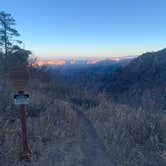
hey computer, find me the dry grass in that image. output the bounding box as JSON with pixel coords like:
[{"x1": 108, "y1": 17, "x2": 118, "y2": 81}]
[
  {"x1": 0, "y1": 73, "x2": 165, "y2": 166},
  {"x1": 83, "y1": 99, "x2": 166, "y2": 166},
  {"x1": 0, "y1": 99, "x2": 81, "y2": 165}
]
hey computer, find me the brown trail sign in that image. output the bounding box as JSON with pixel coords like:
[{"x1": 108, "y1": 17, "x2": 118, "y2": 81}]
[
  {"x1": 9, "y1": 65, "x2": 30, "y2": 160},
  {"x1": 9, "y1": 65, "x2": 29, "y2": 91}
]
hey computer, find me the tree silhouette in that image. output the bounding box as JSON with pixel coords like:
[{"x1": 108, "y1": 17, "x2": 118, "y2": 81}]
[{"x1": 0, "y1": 11, "x2": 21, "y2": 55}]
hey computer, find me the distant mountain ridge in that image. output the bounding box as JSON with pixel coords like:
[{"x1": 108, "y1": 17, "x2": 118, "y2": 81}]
[{"x1": 37, "y1": 56, "x2": 134, "y2": 66}]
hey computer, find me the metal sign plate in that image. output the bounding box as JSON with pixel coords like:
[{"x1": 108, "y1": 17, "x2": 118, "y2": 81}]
[{"x1": 14, "y1": 94, "x2": 30, "y2": 105}]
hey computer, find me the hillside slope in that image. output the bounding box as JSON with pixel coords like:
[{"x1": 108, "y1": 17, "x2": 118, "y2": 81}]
[
  {"x1": 104, "y1": 48, "x2": 166, "y2": 110},
  {"x1": 0, "y1": 65, "x2": 165, "y2": 166}
]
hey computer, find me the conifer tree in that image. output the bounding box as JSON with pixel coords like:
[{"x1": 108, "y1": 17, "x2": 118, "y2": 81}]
[{"x1": 0, "y1": 11, "x2": 21, "y2": 55}]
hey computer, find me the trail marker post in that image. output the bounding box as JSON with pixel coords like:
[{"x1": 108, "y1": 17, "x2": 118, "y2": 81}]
[{"x1": 9, "y1": 65, "x2": 30, "y2": 160}]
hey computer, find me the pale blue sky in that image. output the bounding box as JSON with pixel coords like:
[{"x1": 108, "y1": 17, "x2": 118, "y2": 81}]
[{"x1": 1, "y1": 0, "x2": 166, "y2": 59}]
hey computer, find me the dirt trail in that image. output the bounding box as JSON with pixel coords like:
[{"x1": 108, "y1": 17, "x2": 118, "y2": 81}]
[
  {"x1": 20, "y1": 106, "x2": 111, "y2": 166},
  {"x1": 73, "y1": 106, "x2": 111, "y2": 166}
]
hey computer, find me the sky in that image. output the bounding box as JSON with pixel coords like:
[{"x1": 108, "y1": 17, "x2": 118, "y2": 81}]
[{"x1": 0, "y1": 0, "x2": 166, "y2": 59}]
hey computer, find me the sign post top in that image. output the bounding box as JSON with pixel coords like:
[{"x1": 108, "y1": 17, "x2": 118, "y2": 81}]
[{"x1": 9, "y1": 65, "x2": 29, "y2": 91}]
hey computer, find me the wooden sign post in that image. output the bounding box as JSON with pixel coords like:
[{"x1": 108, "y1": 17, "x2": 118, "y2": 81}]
[{"x1": 9, "y1": 65, "x2": 30, "y2": 160}]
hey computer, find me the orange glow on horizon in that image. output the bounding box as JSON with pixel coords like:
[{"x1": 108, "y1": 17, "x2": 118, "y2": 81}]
[{"x1": 37, "y1": 60, "x2": 66, "y2": 66}]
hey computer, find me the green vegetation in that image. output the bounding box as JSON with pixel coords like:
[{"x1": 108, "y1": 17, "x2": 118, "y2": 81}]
[
  {"x1": 0, "y1": 11, "x2": 31, "y2": 74},
  {"x1": 0, "y1": 11, "x2": 21, "y2": 55}
]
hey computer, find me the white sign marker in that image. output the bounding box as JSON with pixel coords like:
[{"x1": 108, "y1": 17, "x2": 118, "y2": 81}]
[{"x1": 14, "y1": 94, "x2": 30, "y2": 105}]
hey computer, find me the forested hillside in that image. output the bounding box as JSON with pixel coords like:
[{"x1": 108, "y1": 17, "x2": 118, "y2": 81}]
[
  {"x1": 103, "y1": 48, "x2": 166, "y2": 111},
  {"x1": 44, "y1": 58, "x2": 132, "y2": 91}
]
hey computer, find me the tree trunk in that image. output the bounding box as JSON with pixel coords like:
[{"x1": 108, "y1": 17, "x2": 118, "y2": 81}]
[{"x1": 4, "y1": 24, "x2": 7, "y2": 56}]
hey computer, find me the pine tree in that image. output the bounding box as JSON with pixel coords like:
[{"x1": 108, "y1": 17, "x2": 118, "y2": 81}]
[{"x1": 0, "y1": 11, "x2": 21, "y2": 55}]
